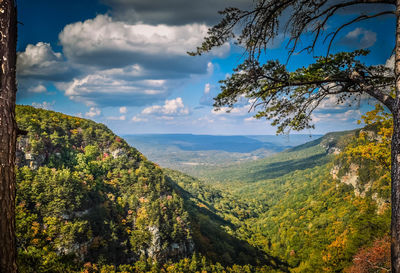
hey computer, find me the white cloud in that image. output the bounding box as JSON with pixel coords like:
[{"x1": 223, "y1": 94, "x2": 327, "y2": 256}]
[
  {"x1": 200, "y1": 83, "x2": 220, "y2": 106},
  {"x1": 85, "y1": 107, "x2": 101, "y2": 118},
  {"x1": 63, "y1": 65, "x2": 170, "y2": 106},
  {"x1": 28, "y1": 84, "x2": 47, "y2": 93},
  {"x1": 142, "y1": 97, "x2": 190, "y2": 116},
  {"x1": 212, "y1": 105, "x2": 251, "y2": 116},
  {"x1": 107, "y1": 115, "x2": 126, "y2": 121},
  {"x1": 244, "y1": 117, "x2": 257, "y2": 122},
  {"x1": 317, "y1": 95, "x2": 348, "y2": 111},
  {"x1": 18, "y1": 14, "x2": 229, "y2": 108},
  {"x1": 312, "y1": 93, "x2": 369, "y2": 115},
  {"x1": 207, "y1": 62, "x2": 214, "y2": 74},
  {"x1": 17, "y1": 42, "x2": 73, "y2": 81},
  {"x1": 132, "y1": 116, "x2": 148, "y2": 122},
  {"x1": 340, "y1": 28, "x2": 377, "y2": 48},
  {"x1": 204, "y1": 83, "x2": 211, "y2": 94},
  {"x1": 119, "y1": 106, "x2": 127, "y2": 114},
  {"x1": 32, "y1": 101, "x2": 54, "y2": 110},
  {"x1": 44, "y1": 14, "x2": 227, "y2": 108},
  {"x1": 59, "y1": 15, "x2": 229, "y2": 68},
  {"x1": 197, "y1": 116, "x2": 215, "y2": 124},
  {"x1": 156, "y1": 116, "x2": 174, "y2": 120},
  {"x1": 312, "y1": 109, "x2": 361, "y2": 123}
]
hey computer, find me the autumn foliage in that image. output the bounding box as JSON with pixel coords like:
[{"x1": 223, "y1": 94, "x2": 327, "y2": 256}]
[{"x1": 345, "y1": 236, "x2": 390, "y2": 273}]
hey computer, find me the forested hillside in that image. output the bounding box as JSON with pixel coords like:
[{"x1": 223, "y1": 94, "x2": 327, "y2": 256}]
[
  {"x1": 14, "y1": 105, "x2": 391, "y2": 272},
  {"x1": 182, "y1": 107, "x2": 392, "y2": 272},
  {"x1": 14, "y1": 105, "x2": 280, "y2": 272},
  {"x1": 15, "y1": 106, "x2": 193, "y2": 271}
]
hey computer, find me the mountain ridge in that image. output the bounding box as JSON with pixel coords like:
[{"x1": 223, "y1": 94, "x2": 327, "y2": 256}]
[
  {"x1": 14, "y1": 105, "x2": 281, "y2": 272},
  {"x1": 14, "y1": 105, "x2": 390, "y2": 272}
]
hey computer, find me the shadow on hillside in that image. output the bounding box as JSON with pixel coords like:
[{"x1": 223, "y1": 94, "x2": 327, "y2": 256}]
[
  {"x1": 246, "y1": 153, "x2": 330, "y2": 182},
  {"x1": 168, "y1": 178, "x2": 290, "y2": 272}
]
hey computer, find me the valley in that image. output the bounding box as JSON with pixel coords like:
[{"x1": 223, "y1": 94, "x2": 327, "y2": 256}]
[
  {"x1": 14, "y1": 105, "x2": 391, "y2": 272},
  {"x1": 123, "y1": 134, "x2": 322, "y2": 176}
]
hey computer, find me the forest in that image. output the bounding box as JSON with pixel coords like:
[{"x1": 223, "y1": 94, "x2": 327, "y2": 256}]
[
  {"x1": 0, "y1": 0, "x2": 398, "y2": 272},
  {"x1": 11, "y1": 105, "x2": 392, "y2": 272}
]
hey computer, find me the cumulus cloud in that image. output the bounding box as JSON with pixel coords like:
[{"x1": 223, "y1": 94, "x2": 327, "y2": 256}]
[
  {"x1": 142, "y1": 97, "x2": 190, "y2": 116},
  {"x1": 21, "y1": 14, "x2": 230, "y2": 107},
  {"x1": 59, "y1": 15, "x2": 229, "y2": 70},
  {"x1": 312, "y1": 109, "x2": 361, "y2": 123},
  {"x1": 62, "y1": 65, "x2": 171, "y2": 106},
  {"x1": 244, "y1": 116, "x2": 257, "y2": 122},
  {"x1": 198, "y1": 116, "x2": 215, "y2": 123},
  {"x1": 210, "y1": 95, "x2": 256, "y2": 116},
  {"x1": 18, "y1": 12, "x2": 231, "y2": 109},
  {"x1": 212, "y1": 105, "x2": 251, "y2": 116},
  {"x1": 85, "y1": 107, "x2": 101, "y2": 118},
  {"x1": 101, "y1": 0, "x2": 252, "y2": 25},
  {"x1": 106, "y1": 115, "x2": 126, "y2": 121},
  {"x1": 316, "y1": 95, "x2": 351, "y2": 112},
  {"x1": 32, "y1": 101, "x2": 55, "y2": 110},
  {"x1": 200, "y1": 83, "x2": 220, "y2": 106},
  {"x1": 340, "y1": 28, "x2": 377, "y2": 49},
  {"x1": 28, "y1": 84, "x2": 47, "y2": 93},
  {"x1": 119, "y1": 106, "x2": 127, "y2": 114},
  {"x1": 17, "y1": 42, "x2": 75, "y2": 81},
  {"x1": 313, "y1": 94, "x2": 369, "y2": 116},
  {"x1": 131, "y1": 116, "x2": 148, "y2": 123},
  {"x1": 207, "y1": 62, "x2": 214, "y2": 74},
  {"x1": 156, "y1": 116, "x2": 174, "y2": 120},
  {"x1": 204, "y1": 83, "x2": 211, "y2": 95}
]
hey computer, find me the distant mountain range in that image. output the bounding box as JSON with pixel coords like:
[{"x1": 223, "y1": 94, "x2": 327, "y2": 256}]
[
  {"x1": 123, "y1": 134, "x2": 323, "y2": 173},
  {"x1": 124, "y1": 134, "x2": 322, "y2": 153}
]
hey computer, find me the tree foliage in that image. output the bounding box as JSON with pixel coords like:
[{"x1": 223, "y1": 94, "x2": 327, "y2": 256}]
[
  {"x1": 15, "y1": 106, "x2": 194, "y2": 271},
  {"x1": 14, "y1": 106, "x2": 282, "y2": 272},
  {"x1": 190, "y1": 0, "x2": 395, "y2": 133},
  {"x1": 337, "y1": 105, "x2": 392, "y2": 200},
  {"x1": 13, "y1": 105, "x2": 395, "y2": 272}
]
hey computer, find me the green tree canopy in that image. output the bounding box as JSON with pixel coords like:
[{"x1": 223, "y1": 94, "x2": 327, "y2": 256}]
[
  {"x1": 190, "y1": 0, "x2": 400, "y2": 271},
  {"x1": 190, "y1": 0, "x2": 396, "y2": 133}
]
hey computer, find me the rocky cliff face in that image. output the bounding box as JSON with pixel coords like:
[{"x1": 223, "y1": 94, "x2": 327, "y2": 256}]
[
  {"x1": 331, "y1": 163, "x2": 369, "y2": 194},
  {"x1": 331, "y1": 162, "x2": 388, "y2": 213},
  {"x1": 329, "y1": 129, "x2": 390, "y2": 213}
]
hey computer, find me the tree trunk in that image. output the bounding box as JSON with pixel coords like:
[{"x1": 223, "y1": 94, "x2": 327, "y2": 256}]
[
  {"x1": 0, "y1": 1, "x2": 17, "y2": 273},
  {"x1": 393, "y1": 111, "x2": 400, "y2": 272},
  {"x1": 393, "y1": 2, "x2": 400, "y2": 272}
]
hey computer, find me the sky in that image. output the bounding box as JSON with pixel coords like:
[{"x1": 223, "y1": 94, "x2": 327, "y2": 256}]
[{"x1": 15, "y1": 0, "x2": 396, "y2": 135}]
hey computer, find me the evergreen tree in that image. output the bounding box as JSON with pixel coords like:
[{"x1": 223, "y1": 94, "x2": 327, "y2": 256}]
[{"x1": 190, "y1": 0, "x2": 400, "y2": 270}]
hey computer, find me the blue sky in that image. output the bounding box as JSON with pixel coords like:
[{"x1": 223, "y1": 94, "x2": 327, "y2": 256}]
[{"x1": 16, "y1": 0, "x2": 395, "y2": 135}]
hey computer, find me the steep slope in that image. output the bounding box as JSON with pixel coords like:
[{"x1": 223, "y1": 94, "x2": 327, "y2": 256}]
[
  {"x1": 14, "y1": 105, "x2": 391, "y2": 272},
  {"x1": 164, "y1": 169, "x2": 288, "y2": 271},
  {"x1": 193, "y1": 130, "x2": 355, "y2": 189},
  {"x1": 169, "y1": 163, "x2": 390, "y2": 272},
  {"x1": 15, "y1": 106, "x2": 194, "y2": 271},
  {"x1": 178, "y1": 127, "x2": 391, "y2": 272},
  {"x1": 14, "y1": 106, "x2": 280, "y2": 272}
]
